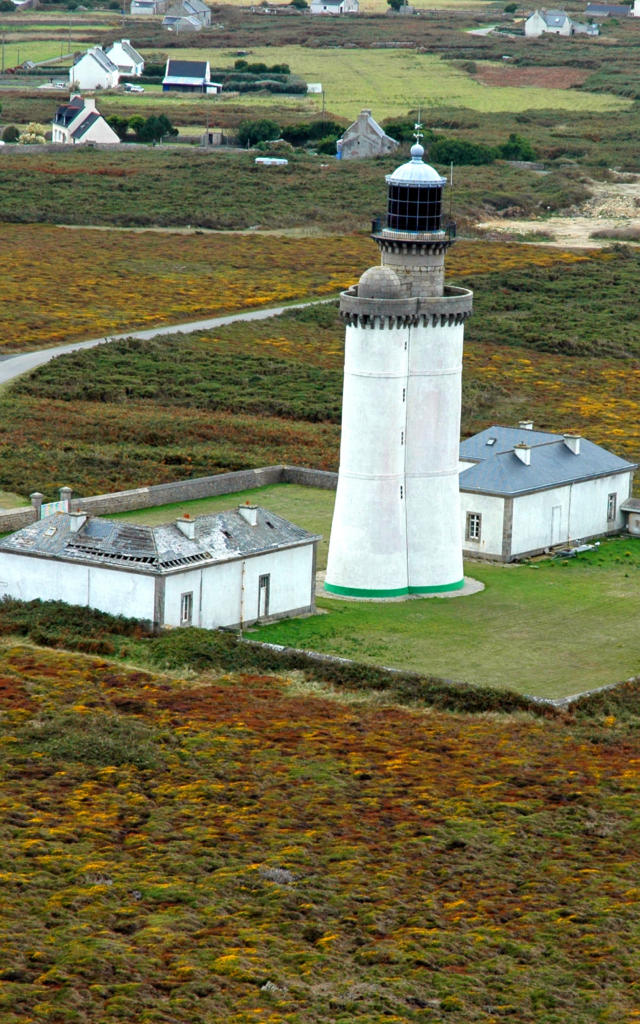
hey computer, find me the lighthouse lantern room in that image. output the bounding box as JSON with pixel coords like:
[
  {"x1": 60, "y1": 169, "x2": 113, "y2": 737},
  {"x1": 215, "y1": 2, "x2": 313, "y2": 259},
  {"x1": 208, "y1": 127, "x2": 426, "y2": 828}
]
[{"x1": 325, "y1": 131, "x2": 473, "y2": 598}]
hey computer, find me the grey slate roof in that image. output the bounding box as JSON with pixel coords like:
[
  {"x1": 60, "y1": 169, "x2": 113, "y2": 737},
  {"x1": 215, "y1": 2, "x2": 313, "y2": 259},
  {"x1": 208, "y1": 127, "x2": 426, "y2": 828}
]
[
  {"x1": 585, "y1": 2, "x2": 630, "y2": 12},
  {"x1": 541, "y1": 8, "x2": 570, "y2": 24},
  {"x1": 460, "y1": 425, "x2": 636, "y2": 497},
  {"x1": 54, "y1": 97, "x2": 84, "y2": 126},
  {"x1": 164, "y1": 58, "x2": 209, "y2": 80},
  {"x1": 0, "y1": 507, "x2": 319, "y2": 575},
  {"x1": 73, "y1": 47, "x2": 118, "y2": 73},
  {"x1": 72, "y1": 110, "x2": 100, "y2": 140}
]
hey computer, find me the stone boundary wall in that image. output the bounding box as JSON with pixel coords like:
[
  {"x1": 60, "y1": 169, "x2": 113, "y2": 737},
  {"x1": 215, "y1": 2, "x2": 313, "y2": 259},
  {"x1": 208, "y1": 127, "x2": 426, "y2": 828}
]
[
  {"x1": 0, "y1": 465, "x2": 339, "y2": 534},
  {"x1": 68, "y1": 465, "x2": 339, "y2": 516}
]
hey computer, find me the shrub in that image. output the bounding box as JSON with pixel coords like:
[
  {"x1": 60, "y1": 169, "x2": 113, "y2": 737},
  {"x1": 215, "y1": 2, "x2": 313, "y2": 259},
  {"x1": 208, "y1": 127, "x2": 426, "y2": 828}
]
[
  {"x1": 2, "y1": 125, "x2": 19, "y2": 144},
  {"x1": 237, "y1": 118, "x2": 280, "y2": 147}
]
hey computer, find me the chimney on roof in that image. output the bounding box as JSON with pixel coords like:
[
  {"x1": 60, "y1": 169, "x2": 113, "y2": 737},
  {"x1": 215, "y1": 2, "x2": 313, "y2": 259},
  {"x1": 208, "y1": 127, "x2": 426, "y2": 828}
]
[
  {"x1": 518, "y1": 420, "x2": 534, "y2": 430},
  {"x1": 563, "y1": 434, "x2": 581, "y2": 455},
  {"x1": 176, "y1": 516, "x2": 196, "y2": 540},
  {"x1": 514, "y1": 443, "x2": 531, "y2": 466},
  {"x1": 238, "y1": 504, "x2": 258, "y2": 526},
  {"x1": 68, "y1": 511, "x2": 87, "y2": 533}
]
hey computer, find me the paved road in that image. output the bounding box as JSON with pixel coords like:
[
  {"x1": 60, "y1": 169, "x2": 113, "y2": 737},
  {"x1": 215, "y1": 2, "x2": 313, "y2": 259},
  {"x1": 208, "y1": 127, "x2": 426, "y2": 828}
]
[{"x1": 0, "y1": 299, "x2": 332, "y2": 386}]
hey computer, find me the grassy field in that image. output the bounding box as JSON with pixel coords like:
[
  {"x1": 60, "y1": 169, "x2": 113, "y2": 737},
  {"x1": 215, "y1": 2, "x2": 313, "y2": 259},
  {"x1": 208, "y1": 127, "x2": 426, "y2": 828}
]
[
  {"x1": 114, "y1": 487, "x2": 640, "y2": 700},
  {"x1": 3, "y1": 242, "x2": 637, "y2": 500},
  {"x1": 0, "y1": 633, "x2": 638, "y2": 1023},
  {"x1": 167, "y1": 47, "x2": 631, "y2": 121}
]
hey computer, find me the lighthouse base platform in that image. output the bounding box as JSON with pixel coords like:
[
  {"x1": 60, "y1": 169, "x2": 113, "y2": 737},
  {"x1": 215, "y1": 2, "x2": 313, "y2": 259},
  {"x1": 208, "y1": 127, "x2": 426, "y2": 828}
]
[{"x1": 318, "y1": 573, "x2": 484, "y2": 602}]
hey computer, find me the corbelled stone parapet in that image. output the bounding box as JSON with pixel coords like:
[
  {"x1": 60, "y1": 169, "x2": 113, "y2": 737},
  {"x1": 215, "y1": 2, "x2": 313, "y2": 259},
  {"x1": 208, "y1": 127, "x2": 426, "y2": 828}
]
[{"x1": 339, "y1": 284, "x2": 473, "y2": 329}]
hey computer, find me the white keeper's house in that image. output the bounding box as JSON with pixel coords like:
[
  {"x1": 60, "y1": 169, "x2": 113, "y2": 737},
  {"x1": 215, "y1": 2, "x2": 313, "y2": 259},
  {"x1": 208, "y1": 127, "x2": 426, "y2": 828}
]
[
  {"x1": 0, "y1": 506, "x2": 319, "y2": 630},
  {"x1": 459, "y1": 424, "x2": 637, "y2": 561}
]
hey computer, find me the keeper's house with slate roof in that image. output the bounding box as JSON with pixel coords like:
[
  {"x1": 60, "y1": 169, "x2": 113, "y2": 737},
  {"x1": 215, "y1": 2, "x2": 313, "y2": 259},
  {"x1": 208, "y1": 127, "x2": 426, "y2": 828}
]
[
  {"x1": 0, "y1": 506, "x2": 319, "y2": 630},
  {"x1": 105, "y1": 39, "x2": 145, "y2": 77},
  {"x1": 459, "y1": 424, "x2": 637, "y2": 561},
  {"x1": 51, "y1": 96, "x2": 120, "y2": 145}
]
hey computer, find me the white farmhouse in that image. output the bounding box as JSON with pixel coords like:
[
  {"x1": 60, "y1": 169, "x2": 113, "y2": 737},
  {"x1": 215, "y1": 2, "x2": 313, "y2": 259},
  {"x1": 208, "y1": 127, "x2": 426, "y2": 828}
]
[
  {"x1": 51, "y1": 96, "x2": 120, "y2": 145},
  {"x1": 459, "y1": 424, "x2": 637, "y2": 561},
  {"x1": 70, "y1": 47, "x2": 120, "y2": 90},
  {"x1": 105, "y1": 39, "x2": 145, "y2": 77},
  {"x1": 524, "y1": 9, "x2": 573, "y2": 34},
  {"x1": 162, "y1": 58, "x2": 212, "y2": 92},
  {"x1": 310, "y1": 0, "x2": 359, "y2": 13},
  {"x1": 336, "y1": 109, "x2": 399, "y2": 160},
  {"x1": 0, "y1": 506, "x2": 319, "y2": 630}
]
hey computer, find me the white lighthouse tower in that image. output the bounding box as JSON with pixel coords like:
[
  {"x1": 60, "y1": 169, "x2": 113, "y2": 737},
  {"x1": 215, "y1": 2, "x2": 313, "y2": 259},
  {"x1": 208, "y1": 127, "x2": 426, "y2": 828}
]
[{"x1": 325, "y1": 133, "x2": 473, "y2": 598}]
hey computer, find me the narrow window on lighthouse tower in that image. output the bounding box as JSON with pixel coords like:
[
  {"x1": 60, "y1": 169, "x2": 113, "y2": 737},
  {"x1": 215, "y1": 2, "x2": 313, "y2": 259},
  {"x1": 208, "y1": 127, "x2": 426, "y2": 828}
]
[
  {"x1": 400, "y1": 485, "x2": 404, "y2": 499},
  {"x1": 401, "y1": 430, "x2": 404, "y2": 445},
  {"x1": 402, "y1": 387, "x2": 406, "y2": 402}
]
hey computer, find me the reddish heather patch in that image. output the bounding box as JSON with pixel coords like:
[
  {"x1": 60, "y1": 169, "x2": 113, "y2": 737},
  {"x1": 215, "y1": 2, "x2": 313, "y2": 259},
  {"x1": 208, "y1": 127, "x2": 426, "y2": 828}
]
[
  {"x1": 474, "y1": 64, "x2": 591, "y2": 89},
  {"x1": 0, "y1": 673, "x2": 35, "y2": 710}
]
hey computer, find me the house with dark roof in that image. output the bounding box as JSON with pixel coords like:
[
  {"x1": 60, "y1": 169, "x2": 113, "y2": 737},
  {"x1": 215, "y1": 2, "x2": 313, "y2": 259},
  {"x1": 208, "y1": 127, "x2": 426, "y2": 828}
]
[
  {"x1": 51, "y1": 95, "x2": 120, "y2": 145},
  {"x1": 0, "y1": 506, "x2": 320, "y2": 630},
  {"x1": 105, "y1": 39, "x2": 145, "y2": 77},
  {"x1": 336, "y1": 109, "x2": 398, "y2": 160},
  {"x1": 162, "y1": 0, "x2": 211, "y2": 29},
  {"x1": 586, "y1": 2, "x2": 631, "y2": 14},
  {"x1": 162, "y1": 57, "x2": 214, "y2": 91},
  {"x1": 69, "y1": 47, "x2": 120, "y2": 90},
  {"x1": 525, "y1": 8, "x2": 574, "y2": 34},
  {"x1": 459, "y1": 424, "x2": 636, "y2": 561}
]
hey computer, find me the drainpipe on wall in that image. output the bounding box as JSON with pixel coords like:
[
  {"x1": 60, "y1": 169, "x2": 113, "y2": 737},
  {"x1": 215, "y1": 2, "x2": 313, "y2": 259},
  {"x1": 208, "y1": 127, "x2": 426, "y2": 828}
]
[{"x1": 239, "y1": 559, "x2": 246, "y2": 636}]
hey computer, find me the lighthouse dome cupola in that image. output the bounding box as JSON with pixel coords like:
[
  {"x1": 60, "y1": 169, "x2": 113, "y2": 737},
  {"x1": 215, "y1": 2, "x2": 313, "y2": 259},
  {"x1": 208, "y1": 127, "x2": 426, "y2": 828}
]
[{"x1": 385, "y1": 136, "x2": 446, "y2": 234}]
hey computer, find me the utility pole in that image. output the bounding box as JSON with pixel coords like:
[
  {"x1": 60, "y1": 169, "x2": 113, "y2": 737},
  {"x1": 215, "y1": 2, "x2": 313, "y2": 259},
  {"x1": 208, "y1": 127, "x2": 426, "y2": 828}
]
[{"x1": 1, "y1": 33, "x2": 5, "y2": 74}]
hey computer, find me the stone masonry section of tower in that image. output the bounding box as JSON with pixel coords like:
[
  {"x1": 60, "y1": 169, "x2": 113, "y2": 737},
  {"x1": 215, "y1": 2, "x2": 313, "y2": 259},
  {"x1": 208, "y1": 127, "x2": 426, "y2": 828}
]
[{"x1": 325, "y1": 139, "x2": 473, "y2": 598}]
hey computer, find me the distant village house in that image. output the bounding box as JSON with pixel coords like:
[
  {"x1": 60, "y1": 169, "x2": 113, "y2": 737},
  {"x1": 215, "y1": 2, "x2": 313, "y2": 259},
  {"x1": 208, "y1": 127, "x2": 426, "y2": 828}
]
[
  {"x1": 162, "y1": 58, "x2": 219, "y2": 92},
  {"x1": 162, "y1": 0, "x2": 211, "y2": 29},
  {"x1": 69, "y1": 47, "x2": 120, "y2": 91},
  {"x1": 51, "y1": 95, "x2": 120, "y2": 145},
  {"x1": 336, "y1": 109, "x2": 398, "y2": 160},
  {"x1": 105, "y1": 39, "x2": 145, "y2": 77},
  {"x1": 310, "y1": 0, "x2": 359, "y2": 13}
]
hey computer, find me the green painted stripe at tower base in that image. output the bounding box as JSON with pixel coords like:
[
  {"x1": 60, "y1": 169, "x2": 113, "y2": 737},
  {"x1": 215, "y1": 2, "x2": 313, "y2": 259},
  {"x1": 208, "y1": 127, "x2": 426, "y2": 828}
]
[{"x1": 324, "y1": 579, "x2": 465, "y2": 598}]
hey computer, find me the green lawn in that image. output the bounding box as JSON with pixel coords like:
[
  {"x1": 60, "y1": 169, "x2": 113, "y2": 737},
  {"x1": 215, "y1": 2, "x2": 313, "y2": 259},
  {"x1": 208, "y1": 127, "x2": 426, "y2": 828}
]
[
  {"x1": 169, "y1": 47, "x2": 631, "y2": 121},
  {"x1": 118, "y1": 485, "x2": 640, "y2": 700}
]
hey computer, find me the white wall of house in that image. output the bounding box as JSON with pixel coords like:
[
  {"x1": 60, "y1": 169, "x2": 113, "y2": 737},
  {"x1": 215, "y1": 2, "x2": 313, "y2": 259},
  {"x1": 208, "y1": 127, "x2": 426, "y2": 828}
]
[
  {"x1": 0, "y1": 543, "x2": 315, "y2": 629},
  {"x1": 163, "y1": 545, "x2": 315, "y2": 629},
  {"x1": 460, "y1": 492, "x2": 505, "y2": 558},
  {"x1": 462, "y1": 470, "x2": 634, "y2": 560},
  {"x1": 106, "y1": 41, "x2": 144, "y2": 76},
  {"x1": 0, "y1": 553, "x2": 156, "y2": 619},
  {"x1": 77, "y1": 117, "x2": 120, "y2": 145},
  {"x1": 70, "y1": 52, "x2": 119, "y2": 90}
]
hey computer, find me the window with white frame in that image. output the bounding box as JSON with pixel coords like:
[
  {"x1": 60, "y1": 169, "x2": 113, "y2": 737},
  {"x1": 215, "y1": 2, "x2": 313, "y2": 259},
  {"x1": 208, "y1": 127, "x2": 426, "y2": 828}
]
[
  {"x1": 466, "y1": 512, "x2": 481, "y2": 541},
  {"x1": 180, "y1": 591, "x2": 193, "y2": 625},
  {"x1": 607, "y1": 493, "x2": 617, "y2": 522}
]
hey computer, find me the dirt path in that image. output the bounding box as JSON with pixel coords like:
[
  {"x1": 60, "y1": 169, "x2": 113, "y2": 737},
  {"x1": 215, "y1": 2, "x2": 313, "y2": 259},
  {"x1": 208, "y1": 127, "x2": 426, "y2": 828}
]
[{"x1": 476, "y1": 174, "x2": 640, "y2": 248}]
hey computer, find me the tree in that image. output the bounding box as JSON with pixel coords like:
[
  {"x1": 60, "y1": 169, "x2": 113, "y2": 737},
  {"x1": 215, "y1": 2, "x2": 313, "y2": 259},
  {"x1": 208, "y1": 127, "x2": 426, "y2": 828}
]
[
  {"x1": 237, "y1": 118, "x2": 280, "y2": 148},
  {"x1": 387, "y1": 0, "x2": 406, "y2": 10},
  {"x1": 499, "y1": 132, "x2": 536, "y2": 161},
  {"x1": 107, "y1": 115, "x2": 129, "y2": 141},
  {"x1": 127, "y1": 114, "x2": 146, "y2": 140},
  {"x1": 291, "y1": 0, "x2": 308, "y2": 8},
  {"x1": 2, "y1": 125, "x2": 19, "y2": 144}
]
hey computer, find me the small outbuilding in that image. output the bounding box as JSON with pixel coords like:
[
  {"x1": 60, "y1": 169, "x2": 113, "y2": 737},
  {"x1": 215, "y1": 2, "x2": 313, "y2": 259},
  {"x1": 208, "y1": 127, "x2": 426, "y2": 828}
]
[
  {"x1": 620, "y1": 497, "x2": 640, "y2": 536},
  {"x1": 336, "y1": 109, "x2": 399, "y2": 160},
  {"x1": 459, "y1": 424, "x2": 637, "y2": 561},
  {"x1": 0, "y1": 506, "x2": 319, "y2": 630}
]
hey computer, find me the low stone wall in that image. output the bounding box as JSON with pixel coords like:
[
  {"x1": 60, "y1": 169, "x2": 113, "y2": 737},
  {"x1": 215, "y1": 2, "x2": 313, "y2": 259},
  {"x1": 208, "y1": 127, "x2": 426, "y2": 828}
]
[
  {"x1": 0, "y1": 465, "x2": 339, "y2": 533},
  {"x1": 67, "y1": 465, "x2": 338, "y2": 518},
  {"x1": 0, "y1": 507, "x2": 38, "y2": 532}
]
